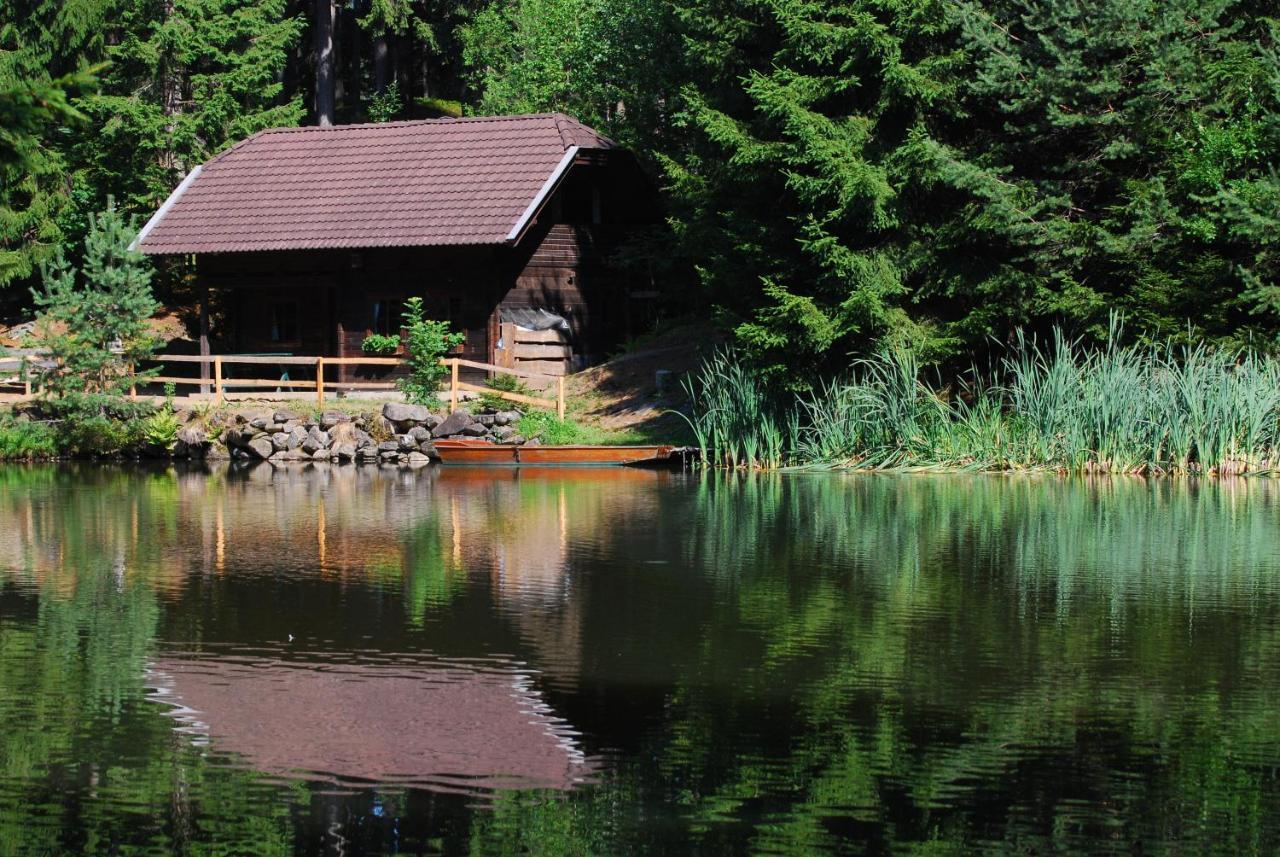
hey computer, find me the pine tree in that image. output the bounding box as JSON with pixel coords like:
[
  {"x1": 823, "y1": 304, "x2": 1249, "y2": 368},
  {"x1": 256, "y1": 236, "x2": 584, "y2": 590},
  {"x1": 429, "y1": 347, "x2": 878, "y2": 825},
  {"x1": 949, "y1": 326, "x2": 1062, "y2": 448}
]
[
  {"x1": 924, "y1": 0, "x2": 1280, "y2": 348},
  {"x1": 30, "y1": 200, "x2": 158, "y2": 405},
  {"x1": 0, "y1": 0, "x2": 107, "y2": 288},
  {"x1": 663, "y1": 0, "x2": 960, "y2": 380},
  {"x1": 75, "y1": 0, "x2": 305, "y2": 214}
]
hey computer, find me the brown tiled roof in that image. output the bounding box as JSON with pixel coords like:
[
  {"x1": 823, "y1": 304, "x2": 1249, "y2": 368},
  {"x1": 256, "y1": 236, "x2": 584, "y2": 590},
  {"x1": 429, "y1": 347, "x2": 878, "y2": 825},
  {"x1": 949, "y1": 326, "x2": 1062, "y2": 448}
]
[{"x1": 137, "y1": 113, "x2": 616, "y2": 254}]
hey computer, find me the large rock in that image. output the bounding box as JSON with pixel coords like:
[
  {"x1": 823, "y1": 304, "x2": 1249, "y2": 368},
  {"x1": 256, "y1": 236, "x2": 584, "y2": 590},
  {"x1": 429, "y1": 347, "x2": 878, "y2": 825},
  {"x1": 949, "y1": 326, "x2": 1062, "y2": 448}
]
[
  {"x1": 461, "y1": 422, "x2": 489, "y2": 437},
  {"x1": 247, "y1": 437, "x2": 274, "y2": 460},
  {"x1": 319, "y1": 410, "x2": 350, "y2": 430},
  {"x1": 273, "y1": 409, "x2": 301, "y2": 424},
  {"x1": 302, "y1": 427, "x2": 329, "y2": 455},
  {"x1": 476, "y1": 413, "x2": 496, "y2": 427},
  {"x1": 286, "y1": 426, "x2": 307, "y2": 450},
  {"x1": 270, "y1": 432, "x2": 290, "y2": 452},
  {"x1": 334, "y1": 443, "x2": 356, "y2": 461},
  {"x1": 382, "y1": 402, "x2": 432, "y2": 426},
  {"x1": 493, "y1": 425, "x2": 517, "y2": 442},
  {"x1": 408, "y1": 426, "x2": 432, "y2": 444},
  {"x1": 370, "y1": 415, "x2": 396, "y2": 439},
  {"x1": 405, "y1": 451, "x2": 430, "y2": 466},
  {"x1": 397, "y1": 434, "x2": 417, "y2": 452},
  {"x1": 176, "y1": 424, "x2": 207, "y2": 447},
  {"x1": 377, "y1": 440, "x2": 400, "y2": 453},
  {"x1": 329, "y1": 421, "x2": 358, "y2": 447},
  {"x1": 418, "y1": 440, "x2": 437, "y2": 458},
  {"x1": 432, "y1": 410, "x2": 475, "y2": 438}
]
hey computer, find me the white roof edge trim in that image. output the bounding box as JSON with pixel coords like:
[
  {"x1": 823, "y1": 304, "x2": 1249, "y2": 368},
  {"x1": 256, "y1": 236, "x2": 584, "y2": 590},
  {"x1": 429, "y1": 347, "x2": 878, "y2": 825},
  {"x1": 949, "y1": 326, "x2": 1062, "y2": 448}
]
[
  {"x1": 505, "y1": 145, "x2": 579, "y2": 245},
  {"x1": 131, "y1": 164, "x2": 204, "y2": 252}
]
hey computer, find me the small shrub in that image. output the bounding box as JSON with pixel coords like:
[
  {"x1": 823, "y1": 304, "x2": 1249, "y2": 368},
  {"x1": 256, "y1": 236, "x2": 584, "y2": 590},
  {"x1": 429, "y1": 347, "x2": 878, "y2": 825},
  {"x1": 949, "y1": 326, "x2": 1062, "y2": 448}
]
[
  {"x1": 361, "y1": 333, "x2": 401, "y2": 355},
  {"x1": 0, "y1": 418, "x2": 58, "y2": 460},
  {"x1": 478, "y1": 373, "x2": 532, "y2": 412},
  {"x1": 57, "y1": 415, "x2": 137, "y2": 456},
  {"x1": 141, "y1": 409, "x2": 180, "y2": 447},
  {"x1": 398, "y1": 297, "x2": 464, "y2": 405}
]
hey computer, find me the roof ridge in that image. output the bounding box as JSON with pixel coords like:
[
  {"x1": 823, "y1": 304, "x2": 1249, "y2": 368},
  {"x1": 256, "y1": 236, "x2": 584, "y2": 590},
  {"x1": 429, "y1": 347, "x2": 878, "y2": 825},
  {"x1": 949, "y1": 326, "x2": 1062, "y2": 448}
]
[{"x1": 249, "y1": 113, "x2": 565, "y2": 137}]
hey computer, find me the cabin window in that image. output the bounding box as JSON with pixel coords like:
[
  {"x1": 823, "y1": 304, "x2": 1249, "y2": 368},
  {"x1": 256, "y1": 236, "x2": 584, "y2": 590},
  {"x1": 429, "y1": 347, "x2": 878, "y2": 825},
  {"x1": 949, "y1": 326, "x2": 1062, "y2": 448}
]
[
  {"x1": 370, "y1": 299, "x2": 403, "y2": 336},
  {"x1": 269, "y1": 301, "x2": 299, "y2": 345}
]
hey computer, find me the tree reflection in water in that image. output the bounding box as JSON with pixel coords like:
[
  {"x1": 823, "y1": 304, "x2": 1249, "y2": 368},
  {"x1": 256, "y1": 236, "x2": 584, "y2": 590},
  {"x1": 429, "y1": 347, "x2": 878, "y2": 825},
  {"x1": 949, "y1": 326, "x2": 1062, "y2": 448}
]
[{"x1": 0, "y1": 464, "x2": 1277, "y2": 853}]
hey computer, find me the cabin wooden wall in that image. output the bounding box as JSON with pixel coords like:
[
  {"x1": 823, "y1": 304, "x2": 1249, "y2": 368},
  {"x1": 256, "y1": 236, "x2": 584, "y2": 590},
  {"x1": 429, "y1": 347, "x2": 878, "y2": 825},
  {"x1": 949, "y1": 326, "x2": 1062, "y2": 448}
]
[{"x1": 193, "y1": 153, "x2": 658, "y2": 382}]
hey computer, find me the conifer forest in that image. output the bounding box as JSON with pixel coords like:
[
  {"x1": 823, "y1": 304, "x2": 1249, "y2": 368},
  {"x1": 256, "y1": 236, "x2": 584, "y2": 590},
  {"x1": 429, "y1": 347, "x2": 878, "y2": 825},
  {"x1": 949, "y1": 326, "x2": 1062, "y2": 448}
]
[{"x1": 2, "y1": 0, "x2": 1279, "y2": 379}]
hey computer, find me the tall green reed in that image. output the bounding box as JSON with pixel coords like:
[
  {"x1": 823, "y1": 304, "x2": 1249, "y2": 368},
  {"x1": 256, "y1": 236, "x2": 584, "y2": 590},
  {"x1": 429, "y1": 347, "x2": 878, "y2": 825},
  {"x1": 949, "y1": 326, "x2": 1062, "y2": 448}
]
[{"x1": 683, "y1": 322, "x2": 1280, "y2": 474}]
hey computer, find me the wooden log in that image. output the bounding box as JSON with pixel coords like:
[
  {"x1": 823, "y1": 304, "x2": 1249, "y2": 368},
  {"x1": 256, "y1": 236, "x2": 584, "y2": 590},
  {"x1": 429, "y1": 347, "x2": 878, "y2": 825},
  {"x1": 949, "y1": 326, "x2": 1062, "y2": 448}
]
[
  {"x1": 512, "y1": 344, "x2": 571, "y2": 360},
  {"x1": 324, "y1": 382, "x2": 399, "y2": 390},
  {"x1": 513, "y1": 359, "x2": 568, "y2": 376},
  {"x1": 511, "y1": 327, "x2": 570, "y2": 344},
  {"x1": 316, "y1": 357, "x2": 325, "y2": 407},
  {"x1": 455, "y1": 381, "x2": 556, "y2": 410},
  {"x1": 449, "y1": 358, "x2": 551, "y2": 382},
  {"x1": 214, "y1": 357, "x2": 224, "y2": 406}
]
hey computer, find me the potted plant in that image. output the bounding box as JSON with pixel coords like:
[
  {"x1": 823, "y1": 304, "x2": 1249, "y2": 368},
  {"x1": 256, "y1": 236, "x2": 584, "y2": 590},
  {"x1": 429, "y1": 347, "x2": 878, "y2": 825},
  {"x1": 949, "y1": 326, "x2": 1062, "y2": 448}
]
[{"x1": 361, "y1": 333, "x2": 401, "y2": 356}]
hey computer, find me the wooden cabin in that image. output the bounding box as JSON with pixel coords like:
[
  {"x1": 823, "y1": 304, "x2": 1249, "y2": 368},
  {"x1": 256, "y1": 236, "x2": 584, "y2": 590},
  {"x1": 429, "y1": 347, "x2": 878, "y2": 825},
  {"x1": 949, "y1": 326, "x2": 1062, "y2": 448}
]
[{"x1": 136, "y1": 114, "x2": 657, "y2": 383}]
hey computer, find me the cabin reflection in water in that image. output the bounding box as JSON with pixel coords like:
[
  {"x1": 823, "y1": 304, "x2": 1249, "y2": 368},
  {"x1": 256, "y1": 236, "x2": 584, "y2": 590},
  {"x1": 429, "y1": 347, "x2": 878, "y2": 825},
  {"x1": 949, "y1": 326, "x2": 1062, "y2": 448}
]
[
  {"x1": 148, "y1": 657, "x2": 594, "y2": 794},
  {"x1": 0, "y1": 463, "x2": 671, "y2": 795}
]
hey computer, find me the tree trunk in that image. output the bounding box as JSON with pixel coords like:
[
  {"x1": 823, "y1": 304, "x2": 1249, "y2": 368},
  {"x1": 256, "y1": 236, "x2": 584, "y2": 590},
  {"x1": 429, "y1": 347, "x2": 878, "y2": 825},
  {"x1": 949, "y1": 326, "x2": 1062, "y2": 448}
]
[
  {"x1": 312, "y1": 0, "x2": 335, "y2": 126},
  {"x1": 373, "y1": 35, "x2": 390, "y2": 94},
  {"x1": 160, "y1": 0, "x2": 183, "y2": 172}
]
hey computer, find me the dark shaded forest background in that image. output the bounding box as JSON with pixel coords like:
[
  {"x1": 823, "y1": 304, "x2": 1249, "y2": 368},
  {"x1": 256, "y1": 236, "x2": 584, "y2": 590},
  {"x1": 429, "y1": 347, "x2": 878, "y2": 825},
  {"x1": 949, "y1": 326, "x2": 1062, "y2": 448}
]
[{"x1": 2, "y1": 0, "x2": 1278, "y2": 378}]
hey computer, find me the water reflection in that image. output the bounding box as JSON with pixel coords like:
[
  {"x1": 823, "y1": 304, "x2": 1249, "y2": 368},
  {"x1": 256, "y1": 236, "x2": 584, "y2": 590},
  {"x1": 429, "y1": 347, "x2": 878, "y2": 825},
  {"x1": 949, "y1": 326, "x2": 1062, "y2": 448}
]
[
  {"x1": 0, "y1": 465, "x2": 1278, "y2": 853},
  {"x1": 149, "y1": 655, "x2": 593, "y2": 794}
]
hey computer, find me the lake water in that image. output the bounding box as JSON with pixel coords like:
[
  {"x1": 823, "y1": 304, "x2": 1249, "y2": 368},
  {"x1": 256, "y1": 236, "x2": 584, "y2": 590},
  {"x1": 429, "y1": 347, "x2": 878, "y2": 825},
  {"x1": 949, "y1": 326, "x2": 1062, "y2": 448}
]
[{"x1": 0, "y1": 464, "x2": 1278, "y2": 855}]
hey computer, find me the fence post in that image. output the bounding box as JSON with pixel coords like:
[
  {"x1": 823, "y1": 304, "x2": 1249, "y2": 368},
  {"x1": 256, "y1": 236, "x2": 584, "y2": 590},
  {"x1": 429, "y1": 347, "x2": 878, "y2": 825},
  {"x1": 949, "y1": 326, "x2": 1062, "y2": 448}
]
[
  {"x1": 556, "y1": 376, "x2": 565, "y2": 421},
  {"x1": 213, "y1": 356, "x2": 223, "y2": 406},
  {"x1": 316, "y1": 357, "x2": 326, "y2": 407},
  {"x1": 450, "y1": 358, "x2": 459, "y2": 412}
]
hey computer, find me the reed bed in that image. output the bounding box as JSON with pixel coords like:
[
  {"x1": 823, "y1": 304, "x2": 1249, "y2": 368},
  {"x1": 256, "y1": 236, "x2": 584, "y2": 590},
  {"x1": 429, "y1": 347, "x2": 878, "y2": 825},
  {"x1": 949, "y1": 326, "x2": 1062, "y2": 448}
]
[{"x1": 684, "y1": 327, "x2": 1280, "y2": 474}]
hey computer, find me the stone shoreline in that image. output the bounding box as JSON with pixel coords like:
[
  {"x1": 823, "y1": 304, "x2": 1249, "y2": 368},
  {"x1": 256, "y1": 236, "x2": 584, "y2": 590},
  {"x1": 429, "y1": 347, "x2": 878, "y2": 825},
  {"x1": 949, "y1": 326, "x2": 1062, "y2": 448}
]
[{"x1": 179, "y1": 402, "x2": 528, "y2": 465}]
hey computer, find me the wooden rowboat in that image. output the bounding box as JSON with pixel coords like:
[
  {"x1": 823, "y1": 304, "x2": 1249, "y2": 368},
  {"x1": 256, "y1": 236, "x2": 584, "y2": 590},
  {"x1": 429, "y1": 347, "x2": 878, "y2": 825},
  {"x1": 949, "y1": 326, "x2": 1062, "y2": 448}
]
[{"x1": 434, "y1": 439, "x2": 681, "y2": 467}]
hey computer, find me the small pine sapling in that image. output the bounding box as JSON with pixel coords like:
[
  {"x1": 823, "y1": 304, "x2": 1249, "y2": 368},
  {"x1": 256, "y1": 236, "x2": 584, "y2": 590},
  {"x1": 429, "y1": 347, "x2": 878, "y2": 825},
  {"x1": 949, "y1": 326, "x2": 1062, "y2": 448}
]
[{"x1": 397, "y1": 297, "x2": 464, "y2": 404}]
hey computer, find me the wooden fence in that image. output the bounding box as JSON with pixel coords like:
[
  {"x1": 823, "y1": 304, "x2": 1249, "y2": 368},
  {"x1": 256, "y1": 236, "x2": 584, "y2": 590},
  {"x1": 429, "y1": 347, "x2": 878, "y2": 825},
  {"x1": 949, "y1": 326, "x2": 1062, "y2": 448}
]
[{"x1": 2, "y1": 354, "x2": 567, "y2": 418}]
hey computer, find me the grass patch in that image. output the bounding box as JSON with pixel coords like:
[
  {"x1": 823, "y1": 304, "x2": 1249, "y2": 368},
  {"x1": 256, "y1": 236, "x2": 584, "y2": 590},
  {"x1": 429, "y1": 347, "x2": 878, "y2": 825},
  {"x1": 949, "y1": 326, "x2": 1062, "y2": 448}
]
[{"x1": 517, "y1": 410, "x2": 647, "y2": 445}]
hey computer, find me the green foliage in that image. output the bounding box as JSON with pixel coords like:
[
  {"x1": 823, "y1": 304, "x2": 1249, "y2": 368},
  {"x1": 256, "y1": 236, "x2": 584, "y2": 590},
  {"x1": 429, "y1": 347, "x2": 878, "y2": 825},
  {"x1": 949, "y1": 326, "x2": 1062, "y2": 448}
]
[
  {"x1": 516, "y1": 410, "x2": 599, "y2": 445},
  {"x1": 397, "y1": 296, "x2": 464, "y2": 405},
  {"x1": 29, "y1": 200, "x2": 158, "y2": 406},
  {"x1": 478, "y1": 372, "x2": 532, "y2": 411},
  {"x1": 0, "y1": 417, "x2": 57, "y2": 459},
  {"x1": 140, "y1": 408, "x2": 180, "y2": 447},
  {"x1": 688, "y1": 321, "x2": 1280, "y2": 474},
  {"x1": 459, "y1": 0, "x2": 677, "y2": 147},
  {"x1": 55, "y1": 414, "x2": 141, "y2": 455},
  {"x1": 365, "y1": 80, "x2": 404, "y2": 123},
  {"x1": 361, "y1": 332, "x2": 401, "y2": 354},
  {"x1": 926, "y1": 0, "x2": 1280, "y2": 350},
  {"x1": 679, "y1": 349, "x2": 793, "y2": 469},
  {"x1": 77, "y1": 0, "x2": 304, "y2": 214}
]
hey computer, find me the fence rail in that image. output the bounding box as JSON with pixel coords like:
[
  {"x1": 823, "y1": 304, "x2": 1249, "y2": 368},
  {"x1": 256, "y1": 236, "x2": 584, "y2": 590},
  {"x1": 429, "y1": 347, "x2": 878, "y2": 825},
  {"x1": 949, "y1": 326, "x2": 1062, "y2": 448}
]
[{"x1": 5, "y1": 353, "x2": 566, "y2": 418}]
